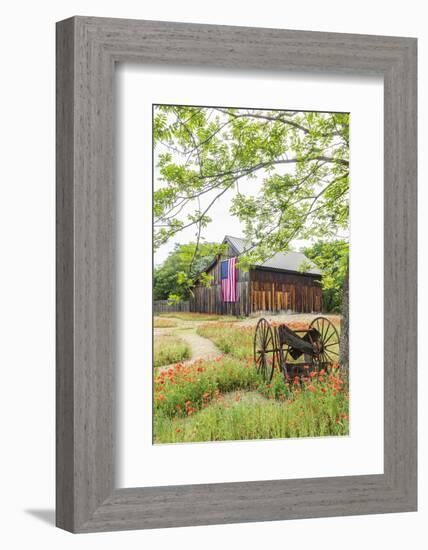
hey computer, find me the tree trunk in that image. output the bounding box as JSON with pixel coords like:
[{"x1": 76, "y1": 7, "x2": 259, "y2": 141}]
[{"x1": 339, "y1": 260, "x2": 349, "y2": 372}]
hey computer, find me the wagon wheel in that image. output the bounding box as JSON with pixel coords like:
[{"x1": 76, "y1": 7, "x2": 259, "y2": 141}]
[
  {"x1": 309, "y1": 316, "x2": 340, "y2": 369},
  {"x1": 254, "y1": 318, "x2": 278, "y2": 383}
]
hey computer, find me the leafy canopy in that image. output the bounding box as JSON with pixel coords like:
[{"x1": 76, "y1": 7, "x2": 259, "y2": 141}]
[
  {"x1": 302, "y1": 240, "x2": 349, "y2": 313},
  {"x1": 153, "y1": 242, "x2": 225, "y2": 302},
  {"x1": 154, "y1": 105, "x2": 349, "y2": 269}
]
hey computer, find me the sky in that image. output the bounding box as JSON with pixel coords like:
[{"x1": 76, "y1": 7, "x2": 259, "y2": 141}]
[
  {"x1": 153, "y1": 171, "x2": 313, "y2": 266},
  {"x1": 154, "y1": 175, "x2": 258, "y2": 265}
]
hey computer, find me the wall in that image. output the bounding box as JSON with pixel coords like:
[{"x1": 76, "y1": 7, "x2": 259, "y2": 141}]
[
  {"x1": 250, "y1": 269, "x2": 323, "y2": 313},
  {"x1": 0, "y1": 1, "x2": 425, "y2": 549}
]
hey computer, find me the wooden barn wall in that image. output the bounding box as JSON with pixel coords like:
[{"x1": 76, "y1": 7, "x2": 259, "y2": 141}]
[
  {"x1": 250, "y1": 269, "x2": 322, "y2": 314},
  {"x1": 204, "y1": 245, "x2": 249, "y2": 285},
  {"x1": 190, "y1": 280, "x2": 250, "y2": 316},
  {"x1": 189, "y1": 246, "x2": 251, "y2": 316},
  {"x1": 189, "y1": 248, "x2": 323, "y2": 316}
]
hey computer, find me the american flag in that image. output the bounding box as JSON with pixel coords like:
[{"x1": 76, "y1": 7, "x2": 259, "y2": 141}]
[{"x1": 220, "y1": 257, "x2": 237, "y2": 302}]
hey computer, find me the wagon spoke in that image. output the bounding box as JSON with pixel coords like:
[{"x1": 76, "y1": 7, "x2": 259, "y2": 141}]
[
  {"x1": 323, "y1": 350, "x2": 334, "y2": 362},
  {"x1": 323, "y1": 329, "x2": 336, "y2": 346},
  {"x1": 258, "y1": 324, "x2": 265, "y2": 346},
  {"x1": 322, "y1": 352, "x2": 331, "y2": 366},
  {"x1": 324, "y1": 346, "x2": 339, "y2": 356},
  {"x1": 262, "y1": 320, "x2": 268, "y2": 340}
]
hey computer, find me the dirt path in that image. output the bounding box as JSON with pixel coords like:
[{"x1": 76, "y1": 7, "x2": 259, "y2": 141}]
[
  {"x1": 176, "y1": 329, "x2": 221, "y2": 363},
  {"x1": 155, "y1": 316, "x2": 222, "y2": 370}
]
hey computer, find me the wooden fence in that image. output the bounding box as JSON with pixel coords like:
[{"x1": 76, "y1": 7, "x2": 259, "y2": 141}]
[{"x1": 153, "y1": 300, "x2": 190, "y2": 314}]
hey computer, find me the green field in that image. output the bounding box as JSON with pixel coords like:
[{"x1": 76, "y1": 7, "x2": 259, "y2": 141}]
[
  {"x1": 154, "y1": 333, "x2": 191, "y2": 368},
  {"x1": 154, "y1": 318, "x2": 177, "y2": 328},
  {"x1": 153, "y1": 320, "x2": 348, "y2": 443}
]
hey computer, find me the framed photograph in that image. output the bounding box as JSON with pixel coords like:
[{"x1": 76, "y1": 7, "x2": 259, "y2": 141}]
[
  {"x1": 150, "y1": 103, "x2": 348, "y2": 447},
  {"x1": 56, "y1": 17, "x2": 417, "y2": 532}
]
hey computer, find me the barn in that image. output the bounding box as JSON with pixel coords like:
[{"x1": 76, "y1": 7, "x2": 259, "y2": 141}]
[{"x1": 189, "y1": 235, "x2": 323, "y2": 316}]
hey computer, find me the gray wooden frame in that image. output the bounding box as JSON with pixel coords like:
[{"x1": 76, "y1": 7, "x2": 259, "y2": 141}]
[{"x1": 56, "y1": 16, "x2": 417, "y2": 533}]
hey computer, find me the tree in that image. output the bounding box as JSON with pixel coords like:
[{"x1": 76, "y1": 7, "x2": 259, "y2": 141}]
[
  {"x1": 339, "y1": 256, "x2": 349, "y2": 372},
  {"x1": 154, "y1": 106, "x2": 350, "y2": 369},
  {"x1": 153, "y1": 241, "x2": 225, "y2": 302},
  {"x1": 302, "y1": 240, "x2": 349, "y2": 313},
  {"x1": 154, "y1": 106, "x2": 349, "y2": 269}
]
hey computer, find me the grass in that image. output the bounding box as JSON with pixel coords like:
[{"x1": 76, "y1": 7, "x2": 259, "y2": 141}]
[
  {"x1": 154, "y1": 334, "x2": 191, "y2": 368},
  {"x1": 159, "y1": 312, "x2": 240, "y2": 322},
  {"x1": 154, "y1": 317, "x2": 177, "y2": 328},
  {"x1": 155, "y1": 388, "x2": 349, "y2": 443},
  {"x1": 154, "y1": 356, "x2": 260, "y2": 418},
  {"x1": 153, "y1": 317, "x2": 348, "y2": 444},
  {"x1": 197, "y1": 318, "x2": 341, "y2": 364},
  {"x1": 153, "y1": 348, "x2": 349, "y2": 443},
  {"x1": 197, "y1": 323, "x2": 254, "y2": 359}
]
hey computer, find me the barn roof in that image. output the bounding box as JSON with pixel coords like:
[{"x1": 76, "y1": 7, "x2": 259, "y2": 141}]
[{"x1": 223, "y1": 235, "x2": 322, "y2": 276}]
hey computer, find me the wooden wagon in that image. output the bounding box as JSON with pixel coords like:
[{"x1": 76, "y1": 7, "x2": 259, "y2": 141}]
[{"x1": 253, "y1": 317, "x2": 340, "y2": 382}]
